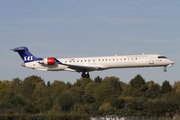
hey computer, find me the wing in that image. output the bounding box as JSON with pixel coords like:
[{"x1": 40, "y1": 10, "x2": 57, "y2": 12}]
[
  {"x1": 54, "y1": 58, "x2": 101, "y2": 72},
  {"x1": 62, "y1": 64, "x2": 101, "y2": 72}
]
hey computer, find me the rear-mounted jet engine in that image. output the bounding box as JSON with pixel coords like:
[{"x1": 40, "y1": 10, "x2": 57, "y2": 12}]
[{"x1": 38, "y1": 57, "x2": 55, "y2": 65}]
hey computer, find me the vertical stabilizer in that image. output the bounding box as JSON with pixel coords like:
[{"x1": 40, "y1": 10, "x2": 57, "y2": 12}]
[{"x1": 11, "y1": 47, "x2": 43, "y2": 63}]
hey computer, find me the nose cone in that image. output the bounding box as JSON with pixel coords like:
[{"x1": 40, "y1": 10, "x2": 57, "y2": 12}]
[
  {"x1": 170, "y1": 60, "x2": 175, "y2": 65},
  {"x1": 167, "y1": 60, "x2": 175, "y2": 67}
]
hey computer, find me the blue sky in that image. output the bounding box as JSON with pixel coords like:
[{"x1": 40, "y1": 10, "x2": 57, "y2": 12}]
[{"x1": 0, "y1": 0, "x2": 180, "y2": 85}]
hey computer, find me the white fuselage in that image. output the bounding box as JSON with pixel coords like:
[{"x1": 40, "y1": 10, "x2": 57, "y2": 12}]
[{"x1": 23, "y1": 54, "x2": 174, "y2": 72}]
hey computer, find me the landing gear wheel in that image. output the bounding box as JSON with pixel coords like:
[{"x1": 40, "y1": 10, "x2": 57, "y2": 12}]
[
  {"x1": 164, "y1": 66, "x2": 167, "y2": 72},
  {"x1": 164, "y1": 69, "x2": 167, "y2": 72},
  {"x1": 81, "y1": 72, "x2": 90, "y2": 78},
  {"x1": 85, "y1": 74, "x2": 90, "y2": 78},
  {"x1": 81, "y1": 73, "x2": 86, "y2": 78}
]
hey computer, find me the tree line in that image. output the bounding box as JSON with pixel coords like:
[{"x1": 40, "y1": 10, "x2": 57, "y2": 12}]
[{"x1": 0, "y1": 74, "x2": 179, "y2": 118}]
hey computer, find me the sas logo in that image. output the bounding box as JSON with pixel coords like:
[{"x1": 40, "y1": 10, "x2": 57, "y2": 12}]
[{"x1": 24, "y1": 56, "x2": 33, "y2": 61}]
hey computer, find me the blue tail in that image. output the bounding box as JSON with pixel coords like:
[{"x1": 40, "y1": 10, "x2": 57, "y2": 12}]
[{"x1": 11, "y1": 47, "x2": 43, "y2": 63}]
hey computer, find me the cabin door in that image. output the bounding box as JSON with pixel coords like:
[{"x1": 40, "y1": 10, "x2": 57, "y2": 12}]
[{"x1": 149, "y1": 57, "x2": 154, "y2": 64}]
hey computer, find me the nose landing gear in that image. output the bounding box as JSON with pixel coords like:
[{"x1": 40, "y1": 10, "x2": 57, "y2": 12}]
[
  {"x1": 81, "y1": 72, "x2": 90, "y2": 78},
  {"x1": 164, "y1": 66, "x2": 167, "y2": 72}
]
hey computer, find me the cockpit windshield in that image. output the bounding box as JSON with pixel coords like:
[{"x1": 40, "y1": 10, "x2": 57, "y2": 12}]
[{"x1": 158, "y1": 56, "x2": 167, "y2": 59}]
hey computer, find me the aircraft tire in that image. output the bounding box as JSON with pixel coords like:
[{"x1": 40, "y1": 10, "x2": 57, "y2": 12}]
[
  {"x1": 85, "y1": 74, "x2": 90, "y2": 78},
  {"x1": 81, "y1": 73, "x2": 86, "y2": 78}
]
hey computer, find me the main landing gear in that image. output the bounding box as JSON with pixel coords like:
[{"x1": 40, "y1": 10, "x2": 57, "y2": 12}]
[{"x1": 81, "y1": 72, "x2": 90, "y2": 78}]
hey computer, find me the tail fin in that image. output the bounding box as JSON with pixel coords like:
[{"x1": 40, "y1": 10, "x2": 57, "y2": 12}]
[{"x1": 11, "y1": 47, "x2": 43, "y2": 63}]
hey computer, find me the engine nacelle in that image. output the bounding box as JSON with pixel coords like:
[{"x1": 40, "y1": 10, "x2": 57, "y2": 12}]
[{"x1": 39, "y1": 57, "x2": 55, "y2": 65}]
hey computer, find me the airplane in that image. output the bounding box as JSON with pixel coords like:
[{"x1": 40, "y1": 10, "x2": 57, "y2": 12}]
[{"x1": 11, "y1": 46, "x2": 175, "y2": 78}]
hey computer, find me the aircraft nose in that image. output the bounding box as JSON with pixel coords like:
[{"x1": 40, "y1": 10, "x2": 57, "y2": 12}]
[
  {"x1": 167, "y1": 60, "x2": 175, "y2": 67},
  {"x1": 171, "y1": 60, "x2": 175, "y2": 65}
]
